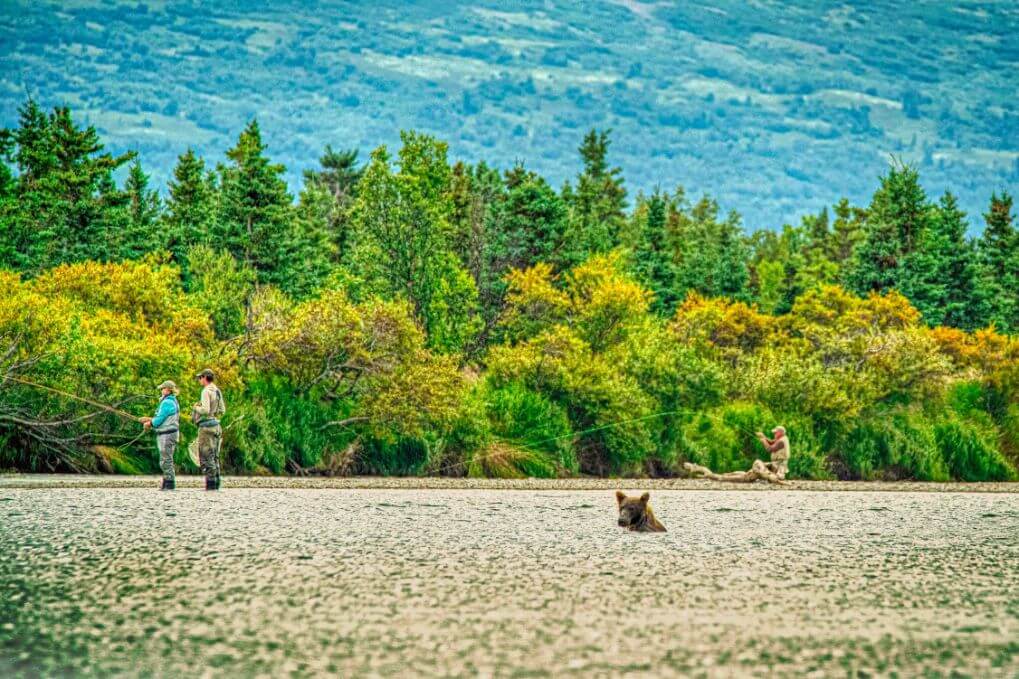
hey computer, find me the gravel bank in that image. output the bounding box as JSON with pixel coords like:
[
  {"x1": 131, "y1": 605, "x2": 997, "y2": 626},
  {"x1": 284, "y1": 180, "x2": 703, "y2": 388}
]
[
  {"x1": 2, "y1": 474, "x2": 1018, "y2": 493},
  {"x1": 1, "y1": 486, "x2": 1017, "y2": 677}
]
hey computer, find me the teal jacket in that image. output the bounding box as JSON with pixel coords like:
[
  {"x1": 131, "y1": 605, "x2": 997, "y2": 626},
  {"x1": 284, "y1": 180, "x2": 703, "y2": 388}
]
[{"x1": 151, "y1": 394, "x2": 180, "y2": 434}]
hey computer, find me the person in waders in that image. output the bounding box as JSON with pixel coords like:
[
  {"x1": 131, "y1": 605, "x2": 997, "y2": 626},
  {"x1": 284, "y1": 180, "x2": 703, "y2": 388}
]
[
  {"x1": 140, "y1": 380, "x2": 181, "y2": 491},
  {"x1": 192, "y1": 368, "x2": 226, "y2": 491}
]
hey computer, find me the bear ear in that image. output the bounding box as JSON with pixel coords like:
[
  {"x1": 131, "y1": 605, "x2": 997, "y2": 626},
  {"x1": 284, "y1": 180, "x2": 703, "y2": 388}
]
[
  {"x1": 615, "y1": 490, "x2": 626, "y2": 505},
  {"x1": 640, "y1": 492, "x2": 650, "y2": 505}
]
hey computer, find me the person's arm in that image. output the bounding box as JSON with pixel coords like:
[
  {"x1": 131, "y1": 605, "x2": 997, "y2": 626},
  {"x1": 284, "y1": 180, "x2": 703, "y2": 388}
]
[
  {"x1": 151, "y1": 399, "x2": 172, "y2": 428},
  {"x1": 763, "y1": 438, "x2": 785, "y2": 453},
  {"x1": 194, "y1": 387, "x2": 212, "y2": 417}
]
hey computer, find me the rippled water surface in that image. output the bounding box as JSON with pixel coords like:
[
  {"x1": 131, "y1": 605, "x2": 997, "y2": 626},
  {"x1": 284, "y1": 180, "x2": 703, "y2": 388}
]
[{"x1": 2, "y1": 486, "x2": 1017, "y2": 677}]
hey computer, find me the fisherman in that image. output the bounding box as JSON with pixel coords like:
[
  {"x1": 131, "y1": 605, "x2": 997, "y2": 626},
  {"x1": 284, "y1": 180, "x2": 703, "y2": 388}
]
[
  {"x1": 192, "y1": 368, "x2": 226, "y2": 491},
  {"x1": 755, "y1": 426, "x2": 790, "y2": 479},
  {"x1": 140, "y1": 380, "x2": 181, "y2": 491},
  {"x1": 684, "y1": 425, "x2": 790, "y2": 484}
]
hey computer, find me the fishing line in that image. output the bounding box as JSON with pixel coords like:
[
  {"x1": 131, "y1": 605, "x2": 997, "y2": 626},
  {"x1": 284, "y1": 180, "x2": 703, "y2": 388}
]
[{"x1": 436, "y1": 406, "x2": 768, "y2": 475}]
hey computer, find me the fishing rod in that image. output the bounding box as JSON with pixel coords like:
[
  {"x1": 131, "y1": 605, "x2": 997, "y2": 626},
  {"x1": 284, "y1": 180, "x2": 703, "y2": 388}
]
[
  {"x1": 6, "y1": 376, "x2": 143, "y2": 423},
  {"x1": 6, "y1": 376, "x2": 157, "y2": 453}
]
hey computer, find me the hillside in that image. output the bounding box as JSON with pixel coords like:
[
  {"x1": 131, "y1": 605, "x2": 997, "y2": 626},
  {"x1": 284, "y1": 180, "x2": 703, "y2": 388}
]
[{"x1": 2, "y1": 0, "x2": 1018, "y2": 229}]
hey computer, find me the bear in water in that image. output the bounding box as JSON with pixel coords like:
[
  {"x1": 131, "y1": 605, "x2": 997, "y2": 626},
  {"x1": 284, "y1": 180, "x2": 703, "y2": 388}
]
[{"x1": 615, "y1": 491, "x2": 667, "y2": 532}]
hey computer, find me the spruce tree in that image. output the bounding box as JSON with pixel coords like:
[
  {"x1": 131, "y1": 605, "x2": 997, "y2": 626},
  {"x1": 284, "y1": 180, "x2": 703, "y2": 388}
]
[
  {"x1": 564, "y1": 129, "x2": 627, "y2": 264},
  {"x1": 165, "y1": 148, "x2": 216, "y2": 277},
  {"x1": 292, "y1": 182, "x2": 339, "y2": 298},
  {"x1": 978, "y1": 192, "x2": 1018, "y2": 331},
  {"x1": 828, "y1": 198, "x2": 866, "y2": 265},
  {"x1": 217, "y1": 120, "x2": 324, "y2": 295},
  {"x1": 119, "y1": 160, "x2": 162, "y2": 260},
  {"x1": 899, "y1": 192, "x2": 982, "y2": 329},
  {"x1": 980, "y1": 192, "x2": 1015, "y2": 278},
  {"x1": 0, "y1": 101, "x2": 133, "y2": 270},
  {"x1": 674, "y1": 195, "x2": 749, "y2": 301},
  {"x1": 498, "y1": 164, "x2": 568, "y2": 272},
  {"x1": 632, "y1": 191, "x2": 677, "y2": 313},
  {"x1": 303, "y1": 145, "x2": 362, "y2": 255},
  {"x1": 846, "y1": 163, "x2": 931, "y2": 294}
]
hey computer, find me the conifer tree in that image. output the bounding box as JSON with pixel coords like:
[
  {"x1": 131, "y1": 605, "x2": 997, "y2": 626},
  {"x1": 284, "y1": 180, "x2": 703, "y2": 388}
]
[
  {"x1": 564, "y1": 129, "x2": 627, "y2": 264},
  {"x1": 165, "y1": 148, "x2": 216, "y2": 278},
  {"x1": 631, "y1": 191, "x2": 677, "y2": 313},
  {"x1": 119, "y1": 160, "x2": 162, "y2": 260},
  {"x1": 292, "y1": 182, "x2": 340, "y2": 298},
  {"x1": 217, "y1": 120, "x2": 326, "y2": 295},
  {"x1": 978, "y1": 192, "x2": 1018, "y2": 331},
  {"x1": 828, "y1": 198, "x2": 867, "y2": 265},
  {"x1": 980, "y1": 192, "x2": 1016, "y2": 278},
  {"x1": 497, "y1": 164, "x2": 568, "y2": 272},
  {"x1": 303, "y1": 146, "x2": 362, "y2": 255},
  {"x1": 674, "y1": 196, "x2": 749, "y2": 301},
  {"x1": 0, "y1": 101, "x2": 133, "y2": 270},
  {"x1": 899, "y1": 192, "x2": 983, "y2": 329},
  {"x1": 846, "y1": 163, "x2": 931, "y2": 294}
]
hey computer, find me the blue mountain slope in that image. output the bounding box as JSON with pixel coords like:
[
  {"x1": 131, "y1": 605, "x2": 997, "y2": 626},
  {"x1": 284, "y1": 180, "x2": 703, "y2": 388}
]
[{"x1": 2, "y1": 0, "x2": 1017, "y2": 230}]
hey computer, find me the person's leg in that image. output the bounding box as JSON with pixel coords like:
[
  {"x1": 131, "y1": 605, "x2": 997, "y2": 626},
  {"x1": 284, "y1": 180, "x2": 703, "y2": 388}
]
[
  {"x1": 198, "y1": 428, "x2": 216, "y2": 490},
  {"x1": 751, "y1": 459, "x2": 784, "y2": 484},
  {"x1": 210, "y1": 425, "x2": 222, "y2": 489},
  {"x1": 158, "y1": 435, "x2": 176, "y2": 489}
]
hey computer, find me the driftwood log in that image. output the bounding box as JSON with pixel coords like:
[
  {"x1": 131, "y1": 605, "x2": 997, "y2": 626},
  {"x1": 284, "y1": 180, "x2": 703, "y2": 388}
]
[{"x1": 683, "y1": 460, "x2": 787, "y2": 485}]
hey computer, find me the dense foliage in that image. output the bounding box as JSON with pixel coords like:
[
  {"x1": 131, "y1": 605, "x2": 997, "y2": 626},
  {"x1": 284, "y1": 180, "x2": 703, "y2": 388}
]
[{"x1": 0, "y1": 101, "x2": 1016, "y2": 481}]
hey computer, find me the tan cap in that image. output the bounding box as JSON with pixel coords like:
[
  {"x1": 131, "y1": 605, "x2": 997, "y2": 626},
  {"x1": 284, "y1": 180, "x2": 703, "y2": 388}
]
[
  {"x1": 195, "y1": 368, "x2": 215, "y2": 381},
  {"x1": 772, "y1": 426, "x2": 786, "y2": 435},
  {"x1": 157, "y1": 380, "x2": 178, "y2": 393}
]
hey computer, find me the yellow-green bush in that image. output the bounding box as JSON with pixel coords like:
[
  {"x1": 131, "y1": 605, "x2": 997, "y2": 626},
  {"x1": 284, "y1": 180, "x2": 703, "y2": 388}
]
[{"x1": 3, "y1": 252, "x2": 1018, "y2": 482}]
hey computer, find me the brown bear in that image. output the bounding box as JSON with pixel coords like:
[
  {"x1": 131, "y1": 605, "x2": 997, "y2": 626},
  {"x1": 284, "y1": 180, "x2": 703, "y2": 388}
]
[{"x1": 615, "y1": 491, "x2": 667, "y2": 532}]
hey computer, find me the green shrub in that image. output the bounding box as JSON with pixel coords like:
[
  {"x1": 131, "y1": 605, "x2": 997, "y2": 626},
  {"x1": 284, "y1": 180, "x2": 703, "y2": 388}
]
[
  {"x1": 934, "y1": 419, "x2": 1016, "y2": 481},
  {"x1": 777, "y1": 414, "x2": 833, "y2": 480},
  {"x1": 466, "y1": 443, "x2": 558, "y2": 479},
  {"x1": 998, "y1": 403, "x2": 1019, "y2": 467},
  {"x1": 946, "y1": 381, "x2": 987, "y2": 416},
  {"x1": 835, "y1": 410, "x2": 949, "y2": 481},
  {"x1": 483, "y1": 381, "x2": 577, "y2": 473},
  {"x1": 224, "y1": 376, "x2": 349, "y2": 474},
  {"x1": 357, "y1": 436, "x2": 435, "y2": 476}
]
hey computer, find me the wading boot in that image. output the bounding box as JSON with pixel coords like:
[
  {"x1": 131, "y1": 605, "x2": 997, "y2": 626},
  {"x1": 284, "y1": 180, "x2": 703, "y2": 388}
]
[
  {"x1": 205, "y1": 476, "x2": 218, "y2": 491},
  {"x1": 160, "y1": 478, "x2": 174, "y2": 491}
]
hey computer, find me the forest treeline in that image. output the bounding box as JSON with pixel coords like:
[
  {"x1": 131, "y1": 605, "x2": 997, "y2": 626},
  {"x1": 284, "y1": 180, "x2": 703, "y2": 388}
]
[{"x1": 0, "y1": 100, "x2": 1017, "y2": 481}]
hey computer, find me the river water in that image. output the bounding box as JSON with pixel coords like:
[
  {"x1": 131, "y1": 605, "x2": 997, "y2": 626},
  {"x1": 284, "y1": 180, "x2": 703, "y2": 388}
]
[{"x1": 1, "y1": 484, "x2": 1017, "y2": 677}]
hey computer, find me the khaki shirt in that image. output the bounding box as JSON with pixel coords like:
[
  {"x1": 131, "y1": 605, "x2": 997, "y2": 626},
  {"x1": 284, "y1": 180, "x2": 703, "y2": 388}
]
[
  {"x1": 763, "y1": 435, "x2": 790, "y2": 479},
  {"x1": 194, "y1": 384, "x2": 226, "y2": 421}
]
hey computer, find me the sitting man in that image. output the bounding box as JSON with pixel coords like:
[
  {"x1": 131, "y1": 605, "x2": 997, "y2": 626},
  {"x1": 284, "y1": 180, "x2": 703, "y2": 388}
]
[{"x1": 684, "y1": 425, "x2": 790, "y2": 484}]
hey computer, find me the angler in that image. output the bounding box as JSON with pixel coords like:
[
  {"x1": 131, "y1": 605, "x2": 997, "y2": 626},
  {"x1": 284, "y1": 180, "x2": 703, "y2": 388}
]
[
  {"x1": 684, "y1": 425, "x2": 790, "y2": 485},
  {"x1": 192, "y1": 368, "x2": 226, "y2": 491},
  {"x1": 140, "y1": 380, "x2": 181, "y2": 490}
]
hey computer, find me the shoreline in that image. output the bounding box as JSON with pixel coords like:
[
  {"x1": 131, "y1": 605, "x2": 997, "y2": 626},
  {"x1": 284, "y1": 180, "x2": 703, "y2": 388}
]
[{"x1": 2, "y1": 473, "x2": 1017, "y2": 493}]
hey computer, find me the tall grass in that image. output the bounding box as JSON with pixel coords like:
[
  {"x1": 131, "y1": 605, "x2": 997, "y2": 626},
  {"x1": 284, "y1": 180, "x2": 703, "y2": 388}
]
[{"x1": 482, "y1": 381, "x2": 577, "y2": 474}]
